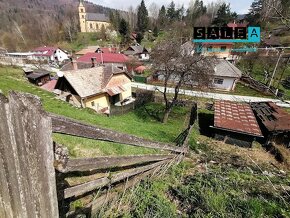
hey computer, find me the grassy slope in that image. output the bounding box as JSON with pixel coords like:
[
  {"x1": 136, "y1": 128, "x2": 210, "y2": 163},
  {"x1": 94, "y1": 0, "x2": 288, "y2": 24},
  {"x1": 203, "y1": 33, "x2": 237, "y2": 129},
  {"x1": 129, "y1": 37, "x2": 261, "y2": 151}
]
[
  {"x1": 237, "y1": 59, "x2": 290, "y2": 99},
  {"x1": 0, "y1": 66, "x2": 191, "y2": 157}
]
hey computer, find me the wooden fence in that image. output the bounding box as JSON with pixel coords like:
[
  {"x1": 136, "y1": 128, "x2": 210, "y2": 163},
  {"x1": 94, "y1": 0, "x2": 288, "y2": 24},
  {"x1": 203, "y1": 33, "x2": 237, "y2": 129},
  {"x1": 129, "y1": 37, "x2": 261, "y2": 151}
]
[{"x1": 0, "y1": 92, "x2": 194, "y2": 217}]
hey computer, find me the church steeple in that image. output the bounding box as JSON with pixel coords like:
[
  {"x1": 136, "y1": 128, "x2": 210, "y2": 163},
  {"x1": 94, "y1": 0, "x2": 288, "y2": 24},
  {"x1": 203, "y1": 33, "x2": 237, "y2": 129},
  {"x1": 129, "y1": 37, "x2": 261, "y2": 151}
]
[{"x1": 78, "y1": 0, "x2": 86, "y2": 32}]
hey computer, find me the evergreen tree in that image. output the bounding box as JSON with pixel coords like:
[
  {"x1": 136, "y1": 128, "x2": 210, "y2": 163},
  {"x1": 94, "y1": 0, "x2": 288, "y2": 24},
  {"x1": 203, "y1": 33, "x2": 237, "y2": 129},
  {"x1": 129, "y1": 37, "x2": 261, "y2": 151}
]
[
  {"x1": 245, "y1": 0, "x2": 262, "y2": 25},
  {"x1": 188, "y1": 0, "x2": 207, "y2": 25},
  {"x1": 119, "y1": 18, "x2": 129, "y2": 37},
  {"x1": 212, "y1": 3, "x2": 237, "y2": 26},
  {"x1": 153, "y1": 25, "x2": 159, "y2": 37},
  {"x1": 158, "y1": 5, "x2": 167, "y2": 28},
  {"x1": 137, "y1": 0, "x2": 149, "y2": 33},
  {"x1": 167, "y1": 1, "x2": 176, "y2": 22}
]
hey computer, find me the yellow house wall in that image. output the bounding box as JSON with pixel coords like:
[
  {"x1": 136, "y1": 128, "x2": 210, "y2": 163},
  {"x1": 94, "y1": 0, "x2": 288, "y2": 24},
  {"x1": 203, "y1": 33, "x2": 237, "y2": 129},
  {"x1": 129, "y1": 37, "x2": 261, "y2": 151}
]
[
  {"x1": 203, "y1": 45, "x2": 232, "y2": 58},
  {"x1": 84, "y1": 93, "x2": 109, "y2": 111},
  {"x1": 106, "y1": 74, "x2": 132, "y2": 101}
]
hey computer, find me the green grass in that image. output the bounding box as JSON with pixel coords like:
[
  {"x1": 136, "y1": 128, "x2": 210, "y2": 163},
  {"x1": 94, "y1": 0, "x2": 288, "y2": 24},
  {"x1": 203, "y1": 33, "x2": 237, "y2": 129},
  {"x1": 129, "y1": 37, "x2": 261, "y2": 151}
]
[
  {"x1": 237, "y1": 58, "x2": 290, "y2": 100},
  {"x1": 0, "y1": 66, "x2": 190, "y2": 157},
  {"x1": 233, "y1": 83, "x2": 274, "y2": 98}
]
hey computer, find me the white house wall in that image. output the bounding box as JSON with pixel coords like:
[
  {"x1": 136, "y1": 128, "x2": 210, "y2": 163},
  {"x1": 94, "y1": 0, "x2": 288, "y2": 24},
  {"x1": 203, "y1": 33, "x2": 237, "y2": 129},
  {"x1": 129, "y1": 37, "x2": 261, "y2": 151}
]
[{"x1": 213, "y1": 77, "x2": 237, "y2": 91}]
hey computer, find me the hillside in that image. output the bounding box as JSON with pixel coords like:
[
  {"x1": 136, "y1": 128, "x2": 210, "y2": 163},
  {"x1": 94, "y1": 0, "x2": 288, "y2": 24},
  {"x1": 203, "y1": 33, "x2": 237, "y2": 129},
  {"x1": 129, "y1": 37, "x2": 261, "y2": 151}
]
[{"x1": 0, "y1": 0, "x2": 117, "y2": 51}]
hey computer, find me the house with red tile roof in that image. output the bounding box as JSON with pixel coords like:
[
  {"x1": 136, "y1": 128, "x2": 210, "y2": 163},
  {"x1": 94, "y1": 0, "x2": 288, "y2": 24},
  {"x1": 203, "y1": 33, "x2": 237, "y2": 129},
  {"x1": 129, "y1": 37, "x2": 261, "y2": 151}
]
[
  {"x1": 77, "y1": 52, "x2": 129, "y2": 64},
  {"x1": 31, "y1": 46, "x2": 69, "y2": 63}
]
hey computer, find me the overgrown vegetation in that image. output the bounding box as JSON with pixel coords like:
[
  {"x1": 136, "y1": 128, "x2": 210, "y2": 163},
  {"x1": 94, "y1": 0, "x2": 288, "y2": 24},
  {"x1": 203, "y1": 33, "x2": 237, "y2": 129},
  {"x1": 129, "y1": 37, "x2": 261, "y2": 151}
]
[{"x1": 102, "y1": 140, "x2": 290, "y2": 218}]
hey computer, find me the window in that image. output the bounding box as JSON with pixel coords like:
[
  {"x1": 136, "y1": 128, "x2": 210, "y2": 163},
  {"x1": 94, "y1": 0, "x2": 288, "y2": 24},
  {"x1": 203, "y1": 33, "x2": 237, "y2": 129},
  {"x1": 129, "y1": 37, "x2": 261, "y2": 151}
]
[
  {"x1": 82, "y1": 15, "x2": 85, "y2": 19},
  {"x1": 90, "y1": 23, "x2": 93, "y2": 29},
  {"x1": 96, "y1": 24, "x2": 99, "y2": 29},
  {"x1": 91, "y1": 101, "x2": 95, "y2": 107},
  {"x1": 80, "y1": 9, "x2": 84, "y2": 13},
  {"x1": 207, "y1": 46, "x2": 213, "y2": 51},
  {"x1": 214, "y1": 78, "x2": 224, "y2": 85},
  {"x1": 220, "y1": 46, "x2": 227, "y2": 51}
]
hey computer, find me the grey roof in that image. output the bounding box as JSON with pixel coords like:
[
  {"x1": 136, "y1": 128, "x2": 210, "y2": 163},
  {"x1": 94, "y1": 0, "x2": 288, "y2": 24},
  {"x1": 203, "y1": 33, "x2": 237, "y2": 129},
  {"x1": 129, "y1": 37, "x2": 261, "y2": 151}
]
[
  {"x1": 26, "y1": 72, "x2": 50, "y2": 80},
  {"x1": 123, "y1": 45, "x2": 148, "y2": 56},
  {"x1": 214, "y1": 60, "x2": 242, "y2": 78},
  {"x1": 86, "y1": 13, "x2": 110, "y2": 22},
  {"x1": 237, "y1": 14, "x2": 246, "y2": 20},
  {"x1": 61, "y1": 65, "x2": 125, "y2": 98}
]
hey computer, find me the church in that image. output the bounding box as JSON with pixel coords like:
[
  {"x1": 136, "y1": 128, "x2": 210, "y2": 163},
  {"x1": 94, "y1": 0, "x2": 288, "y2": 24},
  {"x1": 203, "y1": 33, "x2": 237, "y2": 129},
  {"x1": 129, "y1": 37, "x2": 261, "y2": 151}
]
[{"x1": 78, "y1": 0, "x2": 111, "y2": 33}]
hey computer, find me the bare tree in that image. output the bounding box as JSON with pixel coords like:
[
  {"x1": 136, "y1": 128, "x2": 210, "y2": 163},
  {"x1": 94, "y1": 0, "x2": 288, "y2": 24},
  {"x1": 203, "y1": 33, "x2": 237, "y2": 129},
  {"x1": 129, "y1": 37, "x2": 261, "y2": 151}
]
[
  {"x1": 264, "y1": 0, "x2": 290, "y2": 29},
  {"x1": 151, "y1": 37, "x2": 215, "y2": 123}
]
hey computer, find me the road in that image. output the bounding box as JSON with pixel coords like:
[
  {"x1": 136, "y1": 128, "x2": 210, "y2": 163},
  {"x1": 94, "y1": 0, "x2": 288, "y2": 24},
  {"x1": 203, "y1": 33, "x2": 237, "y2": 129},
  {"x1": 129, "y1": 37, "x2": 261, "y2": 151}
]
[{"x1": 132, "y1": 82, "x2": 290, "y2": 108}]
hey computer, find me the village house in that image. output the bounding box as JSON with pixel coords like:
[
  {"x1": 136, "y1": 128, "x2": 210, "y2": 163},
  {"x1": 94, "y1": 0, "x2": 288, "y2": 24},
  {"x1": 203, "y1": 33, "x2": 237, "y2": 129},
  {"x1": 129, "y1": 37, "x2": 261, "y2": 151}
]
[
  {"x1": 78, "y1": 0, "x2": 110, "y2": 33},
  {"x1": 31, "y1": 46, "x2": 69, "y2": 63},
  {"x1": 154, "y1": 59, "x2": 242, "y2": 91},
  {"x1": 212, "y1": 100, "x2": 264, "y2": 147},
  {"x1": 198, "y1": 42, "x2": 234, "y2": 59},
  {"x1": 55, "y1": 65, "x2": 133, "y2": 114},
  {"x1": 212, "y1": 59, "x2": 242, "y2": 91},
  {"x1": 25, "y1": 69, "x2": 51, "y2": 86},
  {"x1": 123, "y1": 44, "x2": 150, "y2": 61},
  {"x1": 75, "y1": 46, "x2": 118, "y2": 57},
  {"x1": 61, "y1": 53, "x2": 129, "y2": 71}
]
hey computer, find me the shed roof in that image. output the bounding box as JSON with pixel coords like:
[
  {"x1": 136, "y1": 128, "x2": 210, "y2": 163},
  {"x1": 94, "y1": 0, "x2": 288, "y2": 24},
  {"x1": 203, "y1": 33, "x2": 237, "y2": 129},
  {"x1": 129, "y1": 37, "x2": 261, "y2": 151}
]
[
  {"x1": 26, "y1": 72, "x2": 50, "y2": 80},
  {"x1": 214, "y1": 60, "x2": 242, "y2": 78},
  {"x1": 60, "y1": 65, "x2": 127, "y2": 98},
  {"x1": 214, "y1": 100, "x2": 263, "y2": 137},
  {"x1": 251, "y1": 102, "x2": 290, "y2": 132}
]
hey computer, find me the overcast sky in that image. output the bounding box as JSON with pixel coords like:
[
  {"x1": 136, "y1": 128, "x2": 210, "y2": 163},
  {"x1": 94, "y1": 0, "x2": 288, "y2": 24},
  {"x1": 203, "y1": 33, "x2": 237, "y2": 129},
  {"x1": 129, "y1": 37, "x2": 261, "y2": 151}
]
[{"x1": 94, "y1": 0, "x2": 252, "y2": 14}]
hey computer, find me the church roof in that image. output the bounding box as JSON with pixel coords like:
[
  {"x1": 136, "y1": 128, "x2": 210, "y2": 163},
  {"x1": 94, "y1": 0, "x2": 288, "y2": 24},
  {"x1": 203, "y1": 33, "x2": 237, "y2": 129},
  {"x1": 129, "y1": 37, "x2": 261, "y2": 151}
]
[{"x1": 86, "y1": 13, "x2": 110, "y2": 22}]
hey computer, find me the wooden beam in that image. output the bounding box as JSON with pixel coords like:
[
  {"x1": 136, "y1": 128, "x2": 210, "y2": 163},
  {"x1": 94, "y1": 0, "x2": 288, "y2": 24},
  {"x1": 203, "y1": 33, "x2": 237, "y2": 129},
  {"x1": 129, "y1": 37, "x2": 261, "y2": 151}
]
[
  {"x1": 50, "y1": 114, "x2": 186, "y2": 153},
  {"x1": 63, "y1": 159, "x2": 171, "y2": 199},
  {"x1": 56, "y1": 154, "x2": 175, "y2": 173}
]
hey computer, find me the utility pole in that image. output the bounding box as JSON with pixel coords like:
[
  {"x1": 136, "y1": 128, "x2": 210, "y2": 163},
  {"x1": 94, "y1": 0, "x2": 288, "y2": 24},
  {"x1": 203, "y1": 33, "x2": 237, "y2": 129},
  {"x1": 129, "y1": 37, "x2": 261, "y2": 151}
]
[{"x1": 268, "y1": 49, "x2": 284, "y2": 90}]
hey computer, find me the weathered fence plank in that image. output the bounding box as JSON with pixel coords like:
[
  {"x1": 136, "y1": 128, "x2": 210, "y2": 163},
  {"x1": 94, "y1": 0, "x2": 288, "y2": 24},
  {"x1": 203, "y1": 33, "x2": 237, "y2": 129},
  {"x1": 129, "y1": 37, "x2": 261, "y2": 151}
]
[
  {"x1": 0, "y1": 92, "x2": 59, "y2": 218},
  {"x1": 66, "y1": 165, "x2": 163, "y2": 217},
  {"x1": 56, "y1": 154, "x2": 175, "y2": 173},
  {"x1": 50, "y1": 114, "x2": 185, "y2": 153},
  {"x1": 63, "y1": 159, "x2": 171, "y2": 199}
]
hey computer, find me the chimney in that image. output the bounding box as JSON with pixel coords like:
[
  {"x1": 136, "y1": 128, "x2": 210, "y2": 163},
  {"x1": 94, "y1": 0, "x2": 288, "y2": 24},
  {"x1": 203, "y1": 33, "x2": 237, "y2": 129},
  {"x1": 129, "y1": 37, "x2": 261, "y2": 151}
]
[
  {"x1": 91, "y1": 57, "x2": 96, "y2": 67},
  {"x1": 70, "y1": 58, "x2": 78, "y2": 70}
]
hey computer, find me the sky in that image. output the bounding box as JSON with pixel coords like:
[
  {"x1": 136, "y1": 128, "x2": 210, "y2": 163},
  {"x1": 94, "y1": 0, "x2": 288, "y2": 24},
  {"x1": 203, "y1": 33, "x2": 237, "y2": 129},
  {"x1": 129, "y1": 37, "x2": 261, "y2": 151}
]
[{"x1": 94, "y1": 0, "x2": 253, "y2": 14}]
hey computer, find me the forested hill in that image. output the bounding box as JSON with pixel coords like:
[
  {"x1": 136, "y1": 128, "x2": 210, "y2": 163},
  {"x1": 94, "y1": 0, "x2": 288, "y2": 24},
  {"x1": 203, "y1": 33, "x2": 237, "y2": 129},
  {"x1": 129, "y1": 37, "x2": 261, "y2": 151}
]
[{"x1": 0, "y1": 0, "x2": 115, "y2": 51}]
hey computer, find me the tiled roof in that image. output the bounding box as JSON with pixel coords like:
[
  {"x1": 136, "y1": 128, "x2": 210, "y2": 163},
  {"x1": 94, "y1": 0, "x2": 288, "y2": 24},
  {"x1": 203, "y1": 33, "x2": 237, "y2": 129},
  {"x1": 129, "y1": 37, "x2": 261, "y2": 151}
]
[
  {"x1": 77, "y1": 53, "x2": 129, "y2": 64},
  {"x1": 40, "y1": 80, "x2": 57, "y2": 92},
  {"x1": 60, "y1": 65, "x2": 126, "y2": 98},
  {"x1": 214, "y1": 100, "x2": 263, "y2": 137},
  {"x1": 123, "y1": 45, "x2": 148, "y2": 56},
  {"x1": 33, "y1": 47, "x2": 57, "y2": 56}
]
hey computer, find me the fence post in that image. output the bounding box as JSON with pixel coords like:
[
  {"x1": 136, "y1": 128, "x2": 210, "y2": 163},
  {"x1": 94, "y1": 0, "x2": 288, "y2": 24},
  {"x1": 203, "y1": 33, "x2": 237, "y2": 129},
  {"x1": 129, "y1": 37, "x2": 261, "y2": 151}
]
[{"x1": 0, "y1": 92, "x2": 59, "y2": 218}]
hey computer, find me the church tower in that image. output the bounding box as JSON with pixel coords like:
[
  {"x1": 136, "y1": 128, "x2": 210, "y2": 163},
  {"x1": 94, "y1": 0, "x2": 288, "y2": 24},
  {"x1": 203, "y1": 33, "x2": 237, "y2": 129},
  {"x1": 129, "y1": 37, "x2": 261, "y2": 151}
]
[{"x1": 79, "y1": 0, "x2": 87, "y2": 32}]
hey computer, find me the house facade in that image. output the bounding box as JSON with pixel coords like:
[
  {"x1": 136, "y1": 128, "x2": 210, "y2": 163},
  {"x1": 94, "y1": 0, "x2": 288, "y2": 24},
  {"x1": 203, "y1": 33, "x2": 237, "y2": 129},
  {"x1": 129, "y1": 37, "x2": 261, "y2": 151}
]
[
  {"x1": 55, "y1": 65, "x2": 133, "y2": 114},
  {"x1": 31, "y1": 47, "x2": 69, "y2": 63},
  {"x1": 123, "y1": 44, "x2": 150, "y2": 61},
  {"x1": 78, "y1": 0, "x2": 110, "y2": 33},
  {"x1": 212, "y1": 60, "x2": 242, "y2": 91}
]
